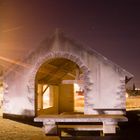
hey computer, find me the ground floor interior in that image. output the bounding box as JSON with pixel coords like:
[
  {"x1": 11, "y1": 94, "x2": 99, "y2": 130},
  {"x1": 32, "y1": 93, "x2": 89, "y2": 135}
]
[
  {"x1": 36, "y1": 84, "x2": 85, "y2": 115},
  {"x1": 35, "y1": 58, "x2": 85, "y2": 116}
]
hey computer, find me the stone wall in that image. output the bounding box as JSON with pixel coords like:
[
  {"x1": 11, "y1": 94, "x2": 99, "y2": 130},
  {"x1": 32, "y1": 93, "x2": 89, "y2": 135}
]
[{"x1": 3, "y1": 32, "x2": 133, "y2": 116}]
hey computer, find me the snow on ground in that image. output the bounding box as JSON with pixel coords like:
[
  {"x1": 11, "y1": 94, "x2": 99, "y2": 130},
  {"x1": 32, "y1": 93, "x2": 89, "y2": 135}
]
[{"x1": 0, "y1": 118, "x2": 59, "y2": 140}]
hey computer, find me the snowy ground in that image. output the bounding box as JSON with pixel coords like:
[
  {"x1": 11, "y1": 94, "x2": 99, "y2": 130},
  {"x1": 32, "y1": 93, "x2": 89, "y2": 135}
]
[{"x1": 0, "y1": 118, "x2": 59, "y2": 140}]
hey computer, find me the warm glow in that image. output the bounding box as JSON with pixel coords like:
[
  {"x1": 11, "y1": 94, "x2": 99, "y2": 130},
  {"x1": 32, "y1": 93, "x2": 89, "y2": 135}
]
[
  {"x1": 74, "y1": 83, "x2": 84, "y2": 112},
  {"x1": 74, "y1": 83, "x2": 79, "y2": 93},
  {"x1": 135, "y1": 88, "x2": 140, "y2": 90},
  {"x1": 0, "y1": 56, "x2": 30, "y2": 68},
  {"x1": 43, "y1": 85, "x2": 52, "y2": 109},
  {"x1": 126, "y1": 95, "x2": 140, "y2": 110},
  {"x1": 126, "y1": 93, "x2": 129, "y2": 98},
  {"x1": 0, "y1": 87, "x2": 3, "y2": 101}
]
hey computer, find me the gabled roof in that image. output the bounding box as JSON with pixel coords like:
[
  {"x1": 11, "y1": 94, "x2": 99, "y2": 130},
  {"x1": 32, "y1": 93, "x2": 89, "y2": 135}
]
[
  {"x1": 4, "y1": 29, "x2": 134, "y2": 80},
  {"x1": 45, "y1": 29, "x2": 133, "y2": 79}
]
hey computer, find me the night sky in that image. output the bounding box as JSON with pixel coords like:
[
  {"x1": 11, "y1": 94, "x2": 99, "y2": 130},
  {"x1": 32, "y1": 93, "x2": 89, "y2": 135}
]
[{"x1": 0, "y1": 0, "x2": 140, "y2": 87}]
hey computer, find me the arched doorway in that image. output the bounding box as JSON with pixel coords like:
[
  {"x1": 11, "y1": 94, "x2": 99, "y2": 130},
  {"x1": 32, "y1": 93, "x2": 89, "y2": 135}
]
[{"x1": 35, "y1": 58, "x2": 85, "y2": 115}]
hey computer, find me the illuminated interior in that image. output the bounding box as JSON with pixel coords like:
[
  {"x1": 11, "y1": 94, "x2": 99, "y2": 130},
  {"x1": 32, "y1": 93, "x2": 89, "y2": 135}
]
[
  {"x1": 42, "y1": 85, "x2": 53, "y2": 109},
  {"x1": 35, "y1": 58, "x2": 84, "y2": 115},
  {"x1": 74, "y1": 83, "x2": 84, "y2": 112}
]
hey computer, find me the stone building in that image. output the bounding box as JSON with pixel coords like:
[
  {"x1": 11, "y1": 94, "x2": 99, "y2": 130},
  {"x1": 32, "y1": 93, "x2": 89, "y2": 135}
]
[{"x1": 2, "y1": 30, "x2": 133, "y2": 135}]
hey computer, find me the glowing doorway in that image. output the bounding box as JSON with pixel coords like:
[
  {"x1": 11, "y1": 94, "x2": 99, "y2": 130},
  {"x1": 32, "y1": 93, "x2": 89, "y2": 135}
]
[{"x1": 35, "y1": 58, "x2": 84, "y2": 115}]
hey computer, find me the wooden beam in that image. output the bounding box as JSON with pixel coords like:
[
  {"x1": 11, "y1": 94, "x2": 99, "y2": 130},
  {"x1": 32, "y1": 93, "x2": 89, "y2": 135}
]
[
  {"x1": 42, "y1": 85, "x2": 49, "y2": 94},
  {"x1": 38, "y1": 62, "x2": 77, "y2": 84}
]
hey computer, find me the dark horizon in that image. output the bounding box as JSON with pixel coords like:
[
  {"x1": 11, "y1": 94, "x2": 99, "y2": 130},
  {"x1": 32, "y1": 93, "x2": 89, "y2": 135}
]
[{"x1": 0, "y1": 0, "x2": 140, "y2": 87}]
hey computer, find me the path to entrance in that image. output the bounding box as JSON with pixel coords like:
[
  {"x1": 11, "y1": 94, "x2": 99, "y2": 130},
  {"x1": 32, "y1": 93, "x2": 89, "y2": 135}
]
[{"x1": 0, "y1": 117, "x2": 59, "y2": 140}]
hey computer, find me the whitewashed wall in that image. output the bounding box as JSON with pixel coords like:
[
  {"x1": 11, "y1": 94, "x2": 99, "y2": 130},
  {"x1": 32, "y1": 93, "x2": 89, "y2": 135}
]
[{"x1": 3, "y1": 31, "x2": 132, "y2": 116}]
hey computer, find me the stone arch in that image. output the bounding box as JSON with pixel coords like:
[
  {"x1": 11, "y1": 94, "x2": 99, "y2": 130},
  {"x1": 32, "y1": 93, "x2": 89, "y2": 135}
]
[{"x1": 27, "y1": 51, "x2": 93, "y2": 115}]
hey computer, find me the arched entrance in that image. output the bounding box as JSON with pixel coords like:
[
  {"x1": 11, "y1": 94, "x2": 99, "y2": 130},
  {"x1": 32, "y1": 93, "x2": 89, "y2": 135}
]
[
  {"x1": 35, "y1": 58, "x2": 85, "y2": 115},
  {"x1": 27, "y1": 52, "x2": 92, "y2": 116}
]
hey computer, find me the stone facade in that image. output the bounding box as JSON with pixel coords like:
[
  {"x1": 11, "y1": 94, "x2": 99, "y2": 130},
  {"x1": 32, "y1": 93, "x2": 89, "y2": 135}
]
[{"x1": 3, "y1": 30, "x2": 133, "y2": 117}]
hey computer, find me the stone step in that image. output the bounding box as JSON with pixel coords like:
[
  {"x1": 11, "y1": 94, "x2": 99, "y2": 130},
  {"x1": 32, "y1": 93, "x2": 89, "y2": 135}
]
[{"x1": 58, "y1": 124, "x2": 103, "y2": 131}]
